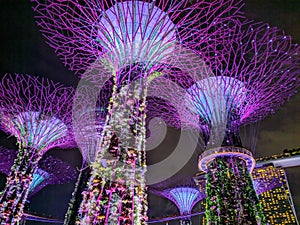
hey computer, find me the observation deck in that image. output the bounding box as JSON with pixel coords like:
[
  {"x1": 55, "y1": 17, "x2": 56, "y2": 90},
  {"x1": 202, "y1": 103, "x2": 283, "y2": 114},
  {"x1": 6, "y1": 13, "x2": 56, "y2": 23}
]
[{"x1": 198, "y1": 146, "x2": 255, "y2": 173}]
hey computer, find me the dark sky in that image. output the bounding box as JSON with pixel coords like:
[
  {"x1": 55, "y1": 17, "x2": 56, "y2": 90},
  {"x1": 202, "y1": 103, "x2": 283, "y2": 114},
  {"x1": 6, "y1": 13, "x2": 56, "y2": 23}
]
[{"x1": 0, "y1": 0, "x2": 299, "y2": 224}]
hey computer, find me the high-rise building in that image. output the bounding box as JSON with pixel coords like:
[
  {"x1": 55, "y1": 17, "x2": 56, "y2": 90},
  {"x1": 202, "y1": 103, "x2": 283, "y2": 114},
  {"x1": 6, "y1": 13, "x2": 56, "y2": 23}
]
[
  {"x1": 253, "y1": 164, "x2": 298, "y2": 225},
  {"x1": 254, "y1": 148, "x2": 300, "y2": 225}
]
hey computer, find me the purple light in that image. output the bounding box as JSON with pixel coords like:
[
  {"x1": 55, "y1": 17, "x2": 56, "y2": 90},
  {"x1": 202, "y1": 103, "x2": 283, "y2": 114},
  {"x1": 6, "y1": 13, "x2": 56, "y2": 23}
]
[
  {"x1": 0, "y1": 147, "x2": 77, "y2": 198},
  {"x1": 29, "y1": 154, "x2": 78, "y2": 197},
  {"x1": 146, "y1": 22, "x2": 300, "y2": 144},
  {"x1": 0, "y1": 147, "x2": 16, "y2": 175},
  {"x1": 198, "y1": 147, "x2": 255, "y2": 172},
  {"x1": 168, "y1": 187, "x2": 202, "y2": 215},
  {"x1": 72, "y1": 84, "x2": 107, "y2": 164},
  {"x1": 29, "y1": 169, "x2": 49, "y2": 193},
  {"x1": 187, "y1": 77, "x2": 247, "y2": 123},
  {"x1": 96, "y1": 1, "x2": 176, "y2": 67},
  {"x1": 9, "y1": 111, "x2": 68, "y2": 150},
  {"x1": 31, "y1": 0, "x2": 243, "y2": 74},
  {"x1": 0, "y1": 74, "x2": 75, "y2": 224},
  {"x1": 0, "y1": 74, "x2": 75, "y2": 152},
  {"x1": 152, "y1": 185, "x2": 205, "y2": 221},
  {"x1": 31, "y1": 0, "x2": 247, "y2": 223}
]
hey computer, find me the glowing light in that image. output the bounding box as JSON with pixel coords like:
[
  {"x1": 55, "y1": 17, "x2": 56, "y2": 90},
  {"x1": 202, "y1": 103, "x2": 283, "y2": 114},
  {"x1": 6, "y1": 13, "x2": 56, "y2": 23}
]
[
  {"x1": 198, "y1": 147, "x2": 255, "y2": 173},
  {"x1": 11, "y1": 111, "x2": 68, "y2": 149},
  {"x1": 29, "y1": 169, "x2": 49, "y2": 193},
  {"x1": 0, "y1": 74, "x2": 74, "y2": 225},
  {"x1": 96, "y1": 1, "x2": 175, "y2": 67},
  {"x1": 168, "y1": 187, "x2": 201, "y2": 215},
  {"x1": 187, "y1": 76, "x2": 247, "y2": 123}
]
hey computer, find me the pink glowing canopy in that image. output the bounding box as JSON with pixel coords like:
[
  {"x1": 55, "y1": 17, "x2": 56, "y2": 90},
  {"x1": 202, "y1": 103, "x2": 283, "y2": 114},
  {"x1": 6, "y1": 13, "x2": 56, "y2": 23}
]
[
  {"x1": 147, "y1": 22, "x2": 300, "y2": 133},
  {"x1": 0, "y1": 74, "x2": 76, "y2": 152},
  {"x1": 32, "y1": 0, "x2": 243, "y2": 75}
]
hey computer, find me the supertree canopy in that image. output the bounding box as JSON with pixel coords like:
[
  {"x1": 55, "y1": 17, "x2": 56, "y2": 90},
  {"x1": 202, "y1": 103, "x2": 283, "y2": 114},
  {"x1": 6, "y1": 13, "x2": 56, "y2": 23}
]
[
  {"x1": 153, "y1": 187, "x2": 204, "y2": 225},
  {"x1": 29, "y1": 154, "x2": 77, "y2": 197},
  {"x1": 150, "y1": 178, "x2": 205, "y2": 225},
  {"x1": 31, "y1": 0, "x2": 242, "y2": 74},
  {"x1": 0, "y1": 147, "x2": 77, "y2": 198},
  {"x1": 32, "y1": 0, "x2": 243, "y2": 224},
  {"x1": 0, "y1": 74, "x2": 75, "y2": 224},
  {"x1": 187, "y1": 23, "x2": 300, "y2": 149}
]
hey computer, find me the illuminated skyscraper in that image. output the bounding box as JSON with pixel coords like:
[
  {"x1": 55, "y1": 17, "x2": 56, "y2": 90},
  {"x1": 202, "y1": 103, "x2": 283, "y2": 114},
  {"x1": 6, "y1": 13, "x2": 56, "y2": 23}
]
[{"x1": 254, "y1": 150, "x2": 300, "y2": 225}]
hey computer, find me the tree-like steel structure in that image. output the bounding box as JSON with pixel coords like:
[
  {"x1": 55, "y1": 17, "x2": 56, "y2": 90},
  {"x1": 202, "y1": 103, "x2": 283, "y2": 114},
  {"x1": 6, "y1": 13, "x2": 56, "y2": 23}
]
[
  {"x1": 147, "y1": 21, "x2": 300, "y2": 224},
  {"x1": 0, "y1": 147, "x2": 77, "y2": 198},
  {"x1": 151, "y1": 180, "x2": 205, "y2": 225},
  {"x1": 190, "y1": 22, "x2": 299, "y2": 224},
  {"x1": 32, "y1": 0, "x2": 243, "y2": 224},
  {"x1": 0, "y1": 74, "x2": 75, "y2": 224}
]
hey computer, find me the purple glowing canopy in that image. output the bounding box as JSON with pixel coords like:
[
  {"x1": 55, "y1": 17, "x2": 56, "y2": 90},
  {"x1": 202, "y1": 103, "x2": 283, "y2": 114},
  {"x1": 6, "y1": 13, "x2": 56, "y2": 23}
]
[
  {"x1": 32, "y1": 0, "x2": 243, "y2": 75},
  {"x1": 0, "y1": 74, "x2": 76, "y2": 224},
  {"x1": 0, "y1": 74, "x2": 75, "y2": 152},
  {"x1": 150, "y1": 177, "x2": 205, "y2": 219},
  {"x1": 162, "y1": 187, "x2": 204, "y2": 216},
  {"x1": 186, "y1": 22, "x2": 300, "y2": 127},
  {"x1": 28, "y1": 154, "x2": 77, "y2": 197},
  {"x1": 146, "y1": 21, "x2": 300, "y2": 143},
  {"x1": 0, "y1": 147, "x2": 77, "y2": 197}
]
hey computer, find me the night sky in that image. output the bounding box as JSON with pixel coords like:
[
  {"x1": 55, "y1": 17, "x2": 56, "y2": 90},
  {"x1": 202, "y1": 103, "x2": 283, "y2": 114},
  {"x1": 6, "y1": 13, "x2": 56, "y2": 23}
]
[{"x1": 0, "y1": 0, "x2": 299, "y2": 224}]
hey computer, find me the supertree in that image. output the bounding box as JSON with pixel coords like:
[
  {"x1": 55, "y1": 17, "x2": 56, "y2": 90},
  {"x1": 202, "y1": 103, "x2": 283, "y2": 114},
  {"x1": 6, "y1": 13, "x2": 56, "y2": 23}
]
[
  {"x1": 31, "y1": 0, "x2": 243, "y2": 224},
  {"x1": 189, "y1": 22, "x2": 299, "y2": 224},
  {"x1": 151, "y1": 179, "x2": 205, "y2": 225},
  {"x1": 147, "y1": 20, "x2": 300, "y2": 224},
  {"x1": 0, "y1": 74, "x2": 75, "y2": 224},
  {"x1": 0, "y1": 147, "x2": 77, "y2": 198}
]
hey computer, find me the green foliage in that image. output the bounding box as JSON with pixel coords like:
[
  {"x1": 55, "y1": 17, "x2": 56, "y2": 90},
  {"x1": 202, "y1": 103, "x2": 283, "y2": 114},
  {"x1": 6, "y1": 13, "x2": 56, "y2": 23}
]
[{"x1": 205, "y1": 157, "x2": 266, "y2": 224}]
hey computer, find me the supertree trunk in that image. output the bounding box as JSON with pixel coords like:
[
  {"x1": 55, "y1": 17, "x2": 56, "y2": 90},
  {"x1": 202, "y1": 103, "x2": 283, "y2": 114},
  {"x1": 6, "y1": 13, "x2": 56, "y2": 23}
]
[
  {"x1": 77, "y1": 75, "x2": 147, "y2": 224},
  {"x1": 64, "y1": 163, "x2": 91, "y2": 225},
  {"x1": 204, "y1": 151, "x2": 265, "y2": 225},
  {"x1": 0, "y1": 147, "x2": 42, "y2": 224}
]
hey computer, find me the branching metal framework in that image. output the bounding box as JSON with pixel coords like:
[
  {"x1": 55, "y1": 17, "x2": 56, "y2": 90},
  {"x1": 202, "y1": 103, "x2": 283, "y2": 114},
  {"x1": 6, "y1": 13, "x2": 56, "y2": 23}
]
[
  {"x1": 31, "y1": 0, "x2": 243, "y2": 75},
  {"x1": 149, "y1": 21, "x2": 300, "y2": 224},
  {"x1": 0, "y1": 74, "x2": 75, "y2": 224},
  {"x1": 32, "y1": 0, "x2": 244, "y2": 224},
  {"x1": 152, "y1": 185, "x2": 205, "y2": 225},
  {"x1": 188, "y1": 22, "x2": 299, "y2": 224}
]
